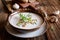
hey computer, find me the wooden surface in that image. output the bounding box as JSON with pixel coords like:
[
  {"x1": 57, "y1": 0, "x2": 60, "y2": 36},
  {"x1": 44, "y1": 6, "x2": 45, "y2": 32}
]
[{"x1": 0, "y1": 0, "x2": 60, "y2": 40}]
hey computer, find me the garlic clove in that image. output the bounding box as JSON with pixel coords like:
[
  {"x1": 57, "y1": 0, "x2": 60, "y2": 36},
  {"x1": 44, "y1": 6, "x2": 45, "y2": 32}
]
[
  {"x1": 13, "y1": 3, "x2": 20, "y2": 10},
  {"x1": 53, "y1": 10, "x2": 60, "y2": 15}
]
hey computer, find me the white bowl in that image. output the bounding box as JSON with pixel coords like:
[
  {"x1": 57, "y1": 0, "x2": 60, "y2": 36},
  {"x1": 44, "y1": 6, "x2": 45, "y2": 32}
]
[{"x1": 8, "y1": 12, "x2": 45, "y2": 31}]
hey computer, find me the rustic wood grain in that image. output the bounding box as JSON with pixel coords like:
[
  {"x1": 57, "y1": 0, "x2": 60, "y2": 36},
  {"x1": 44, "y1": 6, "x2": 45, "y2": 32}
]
[{"x1": 44, "y1": 0, "x2": 60, "y2": 40}]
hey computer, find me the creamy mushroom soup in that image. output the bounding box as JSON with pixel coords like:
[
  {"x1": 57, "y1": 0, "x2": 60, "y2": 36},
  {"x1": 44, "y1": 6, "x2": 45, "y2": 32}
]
[{"x1": 9, "y1": 12, "x2": 43, "y2": 29}]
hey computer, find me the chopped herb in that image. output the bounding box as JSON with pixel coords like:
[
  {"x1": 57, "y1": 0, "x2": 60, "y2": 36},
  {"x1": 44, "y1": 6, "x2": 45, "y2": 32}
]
[{"x1": 16, "y1": 13, "x2": 37, "y2": 27}]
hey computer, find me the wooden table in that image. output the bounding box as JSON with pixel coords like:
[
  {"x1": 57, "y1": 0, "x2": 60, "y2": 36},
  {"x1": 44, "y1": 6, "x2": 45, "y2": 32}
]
[{"x1": 0, "y1": 0, "x2": 60, "y2": 40}]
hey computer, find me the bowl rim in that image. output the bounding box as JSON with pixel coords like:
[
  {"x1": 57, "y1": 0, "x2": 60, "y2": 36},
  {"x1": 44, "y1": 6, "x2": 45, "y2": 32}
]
[
  {"x1": 8, "y1": 12, "x2": 45, "y2": 30},
  {"x1": 5, "y1": 21, "x2": 47, "y2": 38}
]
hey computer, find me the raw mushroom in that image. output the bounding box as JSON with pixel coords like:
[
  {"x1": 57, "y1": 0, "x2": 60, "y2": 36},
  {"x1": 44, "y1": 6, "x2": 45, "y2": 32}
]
[
  {"x1": 29, "y1": 0, "x2": 36, "y2": 3},
  {"x1": 49, "y1": 16, "x2": 58, "y2": 23},
  {"x1": 13, "y1": 3, "x2": 20, "y2": 10}
]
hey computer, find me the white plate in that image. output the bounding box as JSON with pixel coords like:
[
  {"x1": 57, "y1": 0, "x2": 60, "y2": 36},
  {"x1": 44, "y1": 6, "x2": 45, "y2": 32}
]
[{"x1": 5, "y1": 22, "x2": 46, "y2": 38}]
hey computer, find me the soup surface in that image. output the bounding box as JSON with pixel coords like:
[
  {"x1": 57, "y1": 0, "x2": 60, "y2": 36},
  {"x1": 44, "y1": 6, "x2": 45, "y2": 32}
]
[{"x1": 9, "y1": 12, "x2": 43, "y2": 29}]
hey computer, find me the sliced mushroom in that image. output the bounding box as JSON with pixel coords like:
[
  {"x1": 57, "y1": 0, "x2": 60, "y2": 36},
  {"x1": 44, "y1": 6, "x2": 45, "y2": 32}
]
[
  {"x1": 20, "y1": 3, "x2": 29, "y2": 8},
  {"x1": 49, "y1": 16, "x2": 58, "y2": 23}
]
